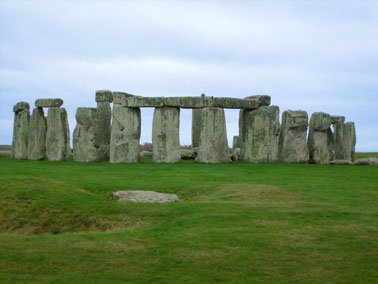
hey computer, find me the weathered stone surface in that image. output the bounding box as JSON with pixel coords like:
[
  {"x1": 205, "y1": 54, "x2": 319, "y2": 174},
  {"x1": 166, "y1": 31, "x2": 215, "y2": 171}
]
[
  {"x1": 97, "y1": 101, "x2": 112, "y2": 160},
  {"x1": 73, "y1": 107, "x2": 101, "y2": 162},
  {"x1": 307, "y1": 112, "x2": 332, "y2": 164},
  {"x1": 27, "y1": 108, "x2": 47, "y2": 160},
  {"x1": 354, "y1": 157, "x2": 378, "y2": 165},
  {"x1": 327, "y1": 128, "x2": 334, "y2": 161},
  {"x1": 112, "y1": 92, "x2": 135, "y2": 104},
  {"x1": 333, "y1": 122, "x2": 356, "y2": 161},
  {"x1": 13, "y1": 102, "x2": 30, "y2": 113},
  {"x1": 95, "y1": 90, "x2": 113, "y2": 102},
  {"x1": 110, "y1": 104, "x2": 141, "y2": 163},
  {"x1": 329, "y1": 159, "x2": 353, "y2": 165},
  {"x1": 232, "y1": 136, "x2": 239, "y2": 149},
  {"x1": 197, "y1": 107, "x2": 229, "y2": 163},
  {"x1": 46, "y1": 107, "x2": 70, "y2": 161},
  {"x1": 230, "y1": 148, "x2": 240, "y2": 161},
  {"x1": 114, "y1": 190, "x2": 180, "y2": 203},
  {"x1": 278, "y1": 110, "x2": 309, "y2": 163},
  {"x1": 192, "y1": 108, "x2": 203, "y2": 148},
  {"x1": 213, "y1": 97, "x2": 259, "y2": 109},
  {"x1": 125, "y1": 96, "x2": 165, "y2": 108},
  {"x1": 152, "y1": 107, "x2": 181, "y2": 163},
  {"x1": 12, "y1": 103, "x2": 30, "y2": 159},
  {"x1": 331, "y1": 115, "x2": 345, "y2": 124},
  {"x1": 245, "y1": 95, "x2": 271, "y2": 106},
  {"x1": 267, "y1": 106, "x2": 280, "y2": 162},
  {"x1": 166, "y1": 96, "x2": 214, "y2": 108},
  {"x1": 35, "y1": 98, "x2": 63, "y2": 108},
  {"x1": 181, "y1": 149, "x2": 196, "y2": 160},
  {"x1": 140, "y1": 151, "x2": 153, "y2": 158}
]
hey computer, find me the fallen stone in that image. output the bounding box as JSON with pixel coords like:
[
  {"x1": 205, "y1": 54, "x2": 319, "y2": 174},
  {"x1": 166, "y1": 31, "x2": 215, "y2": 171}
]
[
  {"x1": 35, "y1": 98, "x2": 63, "y2": 108},
  {"x1": 95, "y1": 90, "x2": 113, "y2": 102},
  {"x1": 307, "y1": 112, "x2": 332, "y2": 164},
  {"x1": 354, "y1": 157, "x2": 378, "y2": 165},
  {"x1": 333, "y1": 122, "x2": 356, "y2": 161},
  {"x1": 230, "y1": 148, "x2": 240, "y2": 161},
  {"x1": 278, "y1": 110, "x2": 309, "y2": 163},
  {"x1": 232, "y1": 135, "x2": 239, "y2": 149},
  {"x1": 140, "y1": 151, "x2": 153, "y2": 158},
  {"x1": 114, "y1": 190, "x2": 180, "y2": 203},
  {"x1": 329, "y1": 159, "x2": 353, "y2": 165},
  {"x1": 110, "y1": 104, "x2": 141, "y2": 163},
  {"x1": 13, "y1": 102, "x2": 30, "y2": 113},
  {"x1": 331, "y1": 115, "x2": 345, "y2": 124},
  {"x1": 152, "y1": 107, "x2": 181, "y2": 163},
  {"x1": 46, "y1": 107, "x2": 70, "y2": 161},
  {"x1": 27, "y1": 108, "x2": 47, "y2": 160},
  {"x1": 245, "y1": 95, "x2": 271, "y2": 106},
  {"x1": 12, "y1": 102, "x2": 30, "y2": 159},
  {"x1": 181, "y1": 149, "x2": 196, "y2": 160}
]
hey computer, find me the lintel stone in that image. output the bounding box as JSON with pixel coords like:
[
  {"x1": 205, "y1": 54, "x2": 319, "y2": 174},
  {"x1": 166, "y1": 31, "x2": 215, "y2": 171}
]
[
  {"x1": 245, "y1": 95, "x2": 271, "y2": 106},
  {"x1": 35, "y1": 98, "x2": 63, "y2": 108},
  {"x1": 95, "y1": 90, "x2": 113, "y2": 102},
  {"x1": 331, "y1": 115, "x2": 345, "y2": 124},
  {"x1": 13, "y1": 102, "x2": 30, "y2": 112}
]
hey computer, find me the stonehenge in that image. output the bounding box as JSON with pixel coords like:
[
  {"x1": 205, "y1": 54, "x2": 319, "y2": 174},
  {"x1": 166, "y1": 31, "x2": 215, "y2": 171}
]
[{"x1": 11, "y1": 90, "x2": 357, "y2": 165}]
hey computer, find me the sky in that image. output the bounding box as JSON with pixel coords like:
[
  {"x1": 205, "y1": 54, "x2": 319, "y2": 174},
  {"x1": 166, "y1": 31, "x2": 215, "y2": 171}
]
[{"x1": 1, "y1": 0, "x2": 377, "y2": 151}]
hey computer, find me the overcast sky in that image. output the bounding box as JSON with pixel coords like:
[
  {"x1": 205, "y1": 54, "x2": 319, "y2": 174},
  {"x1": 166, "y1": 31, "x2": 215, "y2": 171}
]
[{"x1": 1, "y1": 0, "x2": 377, "y2": 151}]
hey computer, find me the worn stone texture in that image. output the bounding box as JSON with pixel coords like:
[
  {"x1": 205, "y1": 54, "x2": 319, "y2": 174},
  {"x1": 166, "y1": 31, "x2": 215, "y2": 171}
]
[
  {"x1": 181, "y1": 149, "x2": 196, "y2": 160},
  {"x1": 46, "y1": 107, "x2": 70, "y2": 161},
  {"x1": 27, "y1": 108, "x2": 47, "y2": 160},
  {"x1": 140, "y1": 151, "x2": 153, "y2": 158},
  {"x1": 95, "y1": 90, "x2": 113, "y2": 102},
  {"x1": 329, "y1": 159, "x2": 353, "y2": 165},
  {"x1": 267, "y1": 106, "x2": 280, "y2": 162},
  {"x1": 354, "y1": 157, "x2": 378, "y2": 165},
  {"x1": 114, "y1": 190, "x2": 180, "y2": 203},
  {"x1": 245, "y1": 95, "x2": 271, "y2": 106},
  {"x1": 110, "y1": 104, "x2": 141, "y2": 163},
  {"x1": 35, "y1": 98, "x2": 63, "y2": 108},
  {"x1": 197, "y1": 107, "x2": 229, "y2": 163},
  {"x1": 12, "y1": 103, "x2": 30, "y2": 159},
  {"x1": 307, "y1": 112, "x2": 332, "y2": 164},
  {"x1": 333, "y1": 122, "x2": 356, "y2": 161},
  {"x1": 192, "y1": 108, "x2": 203, "y2": 148},
  {"x1": 112, "y1": 92, "x2": 135, "y2": 104},
  {"x1": 331, "y1": 115, "x2": 345, "y2": 124},
  {"x1": 152, "y1": 107, "x2": 181, "y2": 163},
  {"x1": 278, "y1": 110, "x2": 309, "y2": 163},
  {"x1": 73, "y1": 107, "x2": 101, "y2": 162},
  {"x1": 232, "y1": 136, "x2": 239, "y2": 149},
  {"x1": 97, "y1": 101, "x2": 112, "y2": 160}
]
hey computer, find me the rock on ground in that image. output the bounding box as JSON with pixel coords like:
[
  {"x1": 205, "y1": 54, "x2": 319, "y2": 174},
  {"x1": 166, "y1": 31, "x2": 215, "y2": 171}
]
[
  {"x1": 114, "y1": 190, "x2": 180, "y2": 203},
  {"x1": 140, "y1": 151, "x2": 153, "y2": 158},
  {"x1": 181, "y1": 149, "x2": 196, "y2": 160},
  {"x1": 329, "y1": 159, "x2": 353, "y2": 165},
  {"x1": 354, "y1": 157, "x2": 378, "y2": 165}
]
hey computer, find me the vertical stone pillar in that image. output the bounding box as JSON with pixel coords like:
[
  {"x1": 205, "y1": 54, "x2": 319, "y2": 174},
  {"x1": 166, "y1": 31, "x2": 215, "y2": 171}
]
[
  {"x1": 232, "y1": 136, "x2": 239, "y2": 149},
  {"x1": 191, "y1": 108, "x2": 203, "y2": 149},
  {"x1": 12, "y1": 102, "x2": 30, "y2": 159},
  {"x1": 27, "y1": 107, "x2": 47, "y2": 160},
  {"x1": 278, "y1": 110, "x2": 309, "y2": 163},
  {"x1": 110, "y1": 104, "x2": 141, "y2": 163},
  {"x1": 197, "y1": 107, "x2": 229, "y2": 163},
  {"x1": 152, "y1": 107, "x2": 181, "y2": 163},
  {"x1": 46, "y1": 107, "x2": 70, "y2": 161},
  {"x1": 73, "y1": 107, "x2": 101, "y2": 162},
  {"x1": 96, "y1": 90, "x2": 113, "y2": 161},
  {"x1": 333, "y1": 121, "x2": 356, "y2": 161},
  {"x1": 307, "y1": 112, "x2": 332, "y2": 164},
  {"x1": 267, "y1": 106, "x2": 280, "y2": 162}
]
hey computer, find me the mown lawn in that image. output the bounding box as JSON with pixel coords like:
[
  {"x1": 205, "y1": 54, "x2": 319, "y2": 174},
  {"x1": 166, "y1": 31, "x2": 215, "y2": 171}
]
[{"x1": 0, "y1": 156, "x2": 377, "y2": 283}]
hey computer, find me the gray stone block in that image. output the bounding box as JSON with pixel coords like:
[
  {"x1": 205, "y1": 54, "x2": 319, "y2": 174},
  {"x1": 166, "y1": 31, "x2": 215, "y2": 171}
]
[
  {"x1": 12, "y1": 104, "x2": 30, "y2": 159},
  {"x1": 27, "y1": 108, "x2": 47, "y2": 160},
  {"x1": 245, "y1": 95, "x2": 271, "y2": 106},
  {"x1": 112, "y1": 92, "x2": 136, "y2": 105},
  {"x1": 95, "y1": 90, "x2": 113, "y2": 102},
  {"x1": 46, "y1": 107, "x2": 70, "y2": 161},
  {"x1": 334, "y1": 122, "x2": 356, "y2": 161},
  {"x1": 307, "y1": 112, "x2": 332, "y2": 164},
  {"x1": 97, "y1": 101, "x2": 112, "y2": 160},
  {"x1": 331, "y1": 115, "x2": 345, "y2": 124},
  {"x1": 13, "y1": 102, "x2": 30, "y2": 113},
  {"x1": 35, "y1": 98, "x2": 63, "y2": 108},
  {"x1": 213, "y1": 97, "x2": 259, "y2": 109},
  {"x1": 191, "y1": 108, "x2": 203, "y2": 148},
  {"x1": 232, "y1": 136, "x2": 239, "y2": 149}
]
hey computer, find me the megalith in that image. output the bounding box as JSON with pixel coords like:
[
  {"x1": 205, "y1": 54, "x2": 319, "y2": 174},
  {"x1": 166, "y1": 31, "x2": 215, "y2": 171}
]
[
  {"x1": 96, "y1": 90, "x2": 113, "y2": 160},
  {"x1": 110, "y1": 104, "x2": 141, "y2": 163},
  {"x1": 12, "y1": 102, "x2": 30, "y2": 159},
  {"x1": 197, "y1": 107, "x2": 229, "y2": 163},
  {"x1": 73, "y1": 107, "x2": 101, "y2": 162},
  {"x1": 307, "y1": 112, "x2": 332, "y2": 164},
  {"x1": 333, "y1": 122, "x2": 356, "y2": 161},
  {"x1": 46, "y1": 107, "x2": 70, "y2": 161},
  {"x1": 232, "y1": 136, "x2": 239, "y2": 149},
  {"x1": 192, "y1": 108, "x2": 203, "y2": 149},
  {"x1": 152, "y1": 107, "x2": 181, "y2": 163},
  {"x1": 278, "y1": 110, "x2": 309, "y2": 163},
  {"x1": 27, "y1": 107, "x2": 47, "y2": 160}
]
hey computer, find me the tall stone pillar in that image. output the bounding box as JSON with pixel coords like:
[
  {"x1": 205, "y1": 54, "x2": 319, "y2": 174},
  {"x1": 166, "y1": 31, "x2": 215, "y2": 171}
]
[
  {"x1": 307, "y1": 112, "x2": 332, "y2": 164},
  {"x1": 27, "y1": 107, "x2": 47, "y2": 160},
  {"x1": 46, "y1": 107, "x2": 70, "y2": 161},
  {"x1": 267, "y1": 106, "x2": 280, "y2": 162},
  {"x1": 278, "y1": 110, "x2": 309, "y2": 163},
  {"x1": 110, "y1": 104, "x2": 141, "y2": 163},
  {"x1": 232, "y1": 136, "x2": 239, "y2": 149},
  {"x1": 152, "y1": 107, "x2": 181, "y2": 163},
  {"x1": 333, "y1": 121, "x2": 356, "y2": 161},
  {"x1": 197, "y1": 107, "x2": 229, "y2": 163},
  {"x1": 12, "y1": 102, "x2": 30, "y2": 159},
  {"x1": 73, "y1": 107, "x2": 101, "y2": 162},
  {"x1": 96, "y1": 90, "x2": 113, "y2": 161},
  {"x1": 191, "y1": 108, "x2": 203, "y2": 149}
]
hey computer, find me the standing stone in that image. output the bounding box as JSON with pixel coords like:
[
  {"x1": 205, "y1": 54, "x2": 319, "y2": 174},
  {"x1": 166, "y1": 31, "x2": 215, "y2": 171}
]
[
  {"x1": 278, "y1": 110, "x2": 309, "y2": 163},
  {"x1": 197, "y1": 107, "x2": 229, "y2": 163},
  {"x1": 73, "y1": 107, "x2": 101, "y2": 162},
  {"x1": 326, "y1": 128, "x2": 334, "y2": 161},
  {"x1": 46, "y1": 107, "x2": 70, "y2": 161},
  {"x1": 267, "y1": 106, "x2": 280, "y2": 162},
  {"x1": 192, "y1": 108, "x2": 203, "y2": 149},
  {"x1": 232, "y1": 136, "x2": 239, "y2": 149},
  {"x1": 152, "y1": 107, "x2": 181, "y2": 163},
  {"x1": 96, "y1": 90, "x2": 113, "y2": 160},
  {"x1": 110, "y1": 104, "x2": 141, "y2": 163},
  {"x1": 307, "y1": 112, "x2": 332, "y2": 164},
  {"x1": 12, "y1": 102, "x2": 30, "y2": 159},
  {"x1": 333, "y1": 122, "x2": 356, "y2": 161},
  {"x1": 27, "y1": 108, "x2": 47, "y2": 160}
]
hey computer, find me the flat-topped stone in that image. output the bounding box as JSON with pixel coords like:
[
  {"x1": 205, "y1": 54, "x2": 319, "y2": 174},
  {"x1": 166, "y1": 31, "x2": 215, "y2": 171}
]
[
  {"x1": 112, "y1": 92, "x2": 136, "y2": 104},
  {"x1": 13, "y1": 102, "x2": 30, "y2": 112},
  {"x1": 331, "y1": 115, "x2": 345, "y2": 124},
  {"x1": 35, "y1": 98, "x2": 63, "y2": 108},
  {"x1": 245, "y1": 95, "x2": 271, "y2": 106},
  {"x1": 114, "y1": 190, "x2": 180, "y2": 203},
  {"x1": 213, "y1": 97, "x2": 259, "y2": 109},
  {"x1": 95, "y1": 90, "x2": 113, "y2": 102}
]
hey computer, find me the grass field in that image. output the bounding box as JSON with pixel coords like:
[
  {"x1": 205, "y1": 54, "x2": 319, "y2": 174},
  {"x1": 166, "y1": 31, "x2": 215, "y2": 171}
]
[{"x1": 1, "y1": 156, "x2": 377, "y2": 283}]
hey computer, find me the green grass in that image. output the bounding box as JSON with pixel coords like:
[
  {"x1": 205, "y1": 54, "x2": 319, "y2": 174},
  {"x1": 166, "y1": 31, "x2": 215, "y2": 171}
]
[{"x1": 1, "y1": 156, "x2": 377, "y2": 283}]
